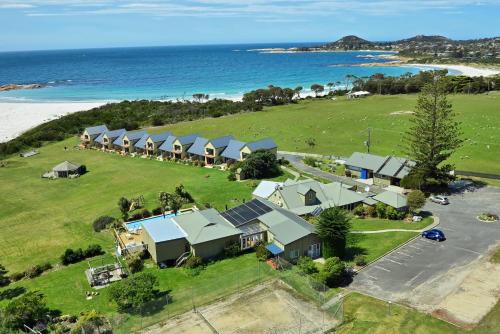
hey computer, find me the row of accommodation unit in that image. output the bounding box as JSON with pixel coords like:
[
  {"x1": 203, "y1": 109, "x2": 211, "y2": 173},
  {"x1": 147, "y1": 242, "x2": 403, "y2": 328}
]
[
  {"x1": 252, "y1": 178, "x2": 409, "y2": 213},
  {"x1": 118, "y1": 198, "x2": 320, "y2": 265},
  {"x1": 81, "y1": 125, "x2": 277, "y2": 166},
  {"x1": 344, "y1": 152, "x2": 415, "y2": 187}
]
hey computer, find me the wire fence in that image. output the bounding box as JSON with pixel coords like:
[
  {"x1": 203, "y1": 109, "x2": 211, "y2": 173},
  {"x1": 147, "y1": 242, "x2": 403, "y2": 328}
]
[{"x1": 109, "y1": 260, "x2": 344, "y2": 333}]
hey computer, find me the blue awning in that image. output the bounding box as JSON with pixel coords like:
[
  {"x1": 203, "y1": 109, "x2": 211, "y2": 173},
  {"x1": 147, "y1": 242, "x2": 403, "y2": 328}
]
[{"x1": 266, "y1": 243, "x2": 284, "y2": 255}]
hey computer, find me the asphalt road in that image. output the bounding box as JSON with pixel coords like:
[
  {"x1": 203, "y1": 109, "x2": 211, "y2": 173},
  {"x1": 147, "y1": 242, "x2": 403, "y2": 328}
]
[{"x1": 349, "y1": 185, "x2": 500, "y2": 305}]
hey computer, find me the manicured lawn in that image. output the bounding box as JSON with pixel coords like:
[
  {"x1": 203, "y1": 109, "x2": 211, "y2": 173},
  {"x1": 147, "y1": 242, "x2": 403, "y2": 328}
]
[
  {"x1": 150, "y1": 93, "x2": 500, "y2": 174},
  {"x1": 0, "y1": 253, "x2": 275, "y2": 333},
  {"x1": 346, "y1": 232, "x2": 418, "y2": 264},
  {"x1": 0, "y1": 138, "x2": 259, "y2": 271},
  {"x1": 351, "y1": 217, "x2": 433, "y2": 231}
]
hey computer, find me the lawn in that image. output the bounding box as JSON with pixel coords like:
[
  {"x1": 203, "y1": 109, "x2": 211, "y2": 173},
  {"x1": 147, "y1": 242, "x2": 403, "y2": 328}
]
[
  {"x1": 148, "y1": 93, "x2": 500, "y2": 174},
  {"x1": 351, "y1": 217, "x2": 433, "y2": 231},
  {"x1": 0, "y1": 253, "x2": 275, "y2": 333},
  {"x1": 337, "y1": 292, "x2": 500, "y2": 334},
  {"x1": 0, "y1": 138, "x2": 260, "y2": 271},
  {"x1": 346, "y1": 232, "x2": 418, "y2": 264}
]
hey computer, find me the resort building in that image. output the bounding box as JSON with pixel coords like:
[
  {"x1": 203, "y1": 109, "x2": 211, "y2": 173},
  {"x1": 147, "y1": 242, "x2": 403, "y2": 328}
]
[
  {"x1": 204, "y1": 135, "x2": 234, "y2": 166},
  {"x1": 81, "y1": 125, "x2": 108, "y2": 147},
  {"x1": 220, "y1": 138, "x2": 278, "y2": 164},
  {"x1": 186, "y1": 136, "x2": 209, "y2": 161},
  {"x1": 158, "y1": 134, "x2": 200, "y2": 160},
  {"x1": 158, "y1": 135, "x2": 177, "y2": 159},
  {"x1": 345, "y1": 152, "x2": 415, "y2": 186},
  {"x1": 43, "y1": 161, "x2": 84, "y2": 178},
  {"x1": 142, "y1": 131, "x2": 172, "y2": 157},
  {"x1": 113, "y1": 131, "x2": 149, "y2": 154},
  {"x1": 372, "y1": 190, "x2": 408, "y2": 211},
  {"x1": 95, "y1": 128, "x2": 126, "y2": 150},
  {"x1": 255, "y1": 179, "x2": 367, "y2": 216}
]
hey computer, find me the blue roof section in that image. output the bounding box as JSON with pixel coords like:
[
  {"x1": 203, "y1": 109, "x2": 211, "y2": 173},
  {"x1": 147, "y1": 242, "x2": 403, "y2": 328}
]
[
  {"x1": 208, "y1": 135, "x2": 234, "y2": 149},
  {"x1": 126, "y1": 130, "x2": 148, "y2": 141},
  {"x1": 221, "y1": 139, "x2": 246, "y2": 160},
  {"x1": 266, "y1": 243, "x2": 284, "y2": 255},
  {"x1": 85, "y1": 124, "x2": 108, "y2": 136},
  {"x1": 140, "y1": 215, "x2": 187, "y2": 243},
  {"x1": 177, "y1": 133, "x2": 200, "y2": 145},
  {"x1": 112, "y1": 132, "x2": 126, "y2": 146},
  {"x1": 187, "y1": 137, "x2": 209, "y2": 156},
  {"x1": 158, "y1": 135, "x2": 177, "y2": 152},
  {"x1": 150, "y1": 131, "x2": 172, "y2": 144},
  {"x1": 95, "y1": 128, "x2": 125, "y2": 144},
  {"x1": 245, "y1": 138, "x2": 277, "y2": 151},
  {"x1": 134, "y1": 133, "x2": 150, "y2": 149}
]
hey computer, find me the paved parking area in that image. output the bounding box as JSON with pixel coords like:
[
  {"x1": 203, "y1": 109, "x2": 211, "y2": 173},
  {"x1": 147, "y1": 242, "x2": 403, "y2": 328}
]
[{"x1": 349, "y1": 186, "x2": 500, "y2": 317}]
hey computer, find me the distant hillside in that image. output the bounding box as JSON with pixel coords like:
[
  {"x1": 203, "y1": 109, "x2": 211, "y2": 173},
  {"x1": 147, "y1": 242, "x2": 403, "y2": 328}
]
[{"x1": 324, "y1": 35, "x2": 375, "y2": 50}]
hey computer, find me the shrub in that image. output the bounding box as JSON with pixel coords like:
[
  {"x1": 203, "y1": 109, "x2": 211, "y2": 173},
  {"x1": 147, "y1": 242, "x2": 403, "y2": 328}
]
[
  {"x1": 126, "y1": 254, "x2": 144, "y2": 274},
  {"x1": 141, "y1": 209, "x2": 152, "y2": 219},
  {"x1": 108, "y1": 272, "x2": 159, "y2": 312},
  {"x1": 385, "y1": 206, "x2": 406, "y2": 220},
  {"x1": 407, "y1": 190, "x2": 426, "y2": 213},
  {"x1": 221, "y1": 242, "x2": 240, "y2": 258},
  {"x1": 255, "y1": 243, "x2": 270, "y2": 261},
  {"x1": 315, "y1": 257, "x2": 346, "y2": 287},
  {"x1": 92, "y1": 215, "x2": 115, "y2": 232},
  {"x1": 152, "y1": 207, "x2": 163, "y2": 215},
  {"x1": 354, "y1": 255, "x2": 367, "y2": 266},
  {"x1": 227, "y1": 170, "x2": 236, "y2": 181},
  {"x1": 25, "y1": 265, "x2": 44, "y2": 279},
  {"x1": 239, "y1": 150, "x2": 281, "y2": 179},
  {"x1": 185, "y1": 256, "x2": 203, "y2": 269},
  {"x1": 401, "y1": 171, "x2": 425, "y2": 190},
  {"x1": 352, "y1": 205, "x2": 365, "y2": 217},
  {"x1": 9, "y1": 272, "x2": 25, "y2": 282},
  {"x1": 365, "y1": 206, "x2": 376, "y2": 217},
  {"x1": 303, "y1": 156, "x2": 317, "y2": 167},
  {"x1": 61, "y1": 245, "x2": 103, "y2": 265},
  {"x1": 83, "y1": 244, "x2": 103, "y2": 258},
  {"x1": 375, "y1": 202, "x2": 387, "y2": 219},
  {"x1": 297, "y1": 256, "x2": 318, "y2": 275}
]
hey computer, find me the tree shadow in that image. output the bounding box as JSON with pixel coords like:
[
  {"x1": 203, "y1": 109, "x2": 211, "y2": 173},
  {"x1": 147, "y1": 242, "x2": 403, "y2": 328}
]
[
  {"x1": 0, "y1": 286, "x2": 26, "y2": 301},
  {"x1": 127, "y1": 290, "x2": 172, "y2": 316}
]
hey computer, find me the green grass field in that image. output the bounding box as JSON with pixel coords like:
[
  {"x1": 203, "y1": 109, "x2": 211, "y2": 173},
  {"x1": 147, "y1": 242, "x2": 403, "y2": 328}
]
[
  {"x1": 351, "y1": 217, "x2": 433, "y2": 231},
  {"x1": 148, "y1": 93, "x2": 500, "y2": 174},
  {"x1": 0, "y1": 139, "x2": 261, "y2": 272}
]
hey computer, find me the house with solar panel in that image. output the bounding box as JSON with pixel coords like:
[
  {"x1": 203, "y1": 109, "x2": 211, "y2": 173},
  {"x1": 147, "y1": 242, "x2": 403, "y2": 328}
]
[
  {"x1": 81, "y1": 125, "x2": 108, "y2": 147},
  {"x1": 113, "y1": 130, "x2": 149, "y2": 154},
  {"x1": 95, "y1": 128, "x2": 126, "y2": 150},
  {"x1": 221, "y1": 198, "x2": 321, "y2": 261},
  {"x1": 254, "y1": 179, "x2": 369, "y2": 216},
  {"x1": 344, "y1": 152, "x2": 415, "y2": 186}
]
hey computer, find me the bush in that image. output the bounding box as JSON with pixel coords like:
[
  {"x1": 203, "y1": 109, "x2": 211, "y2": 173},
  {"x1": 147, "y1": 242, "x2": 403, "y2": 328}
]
[
  {"x1": 354, "y1": 255, "x2": 367, "y2": 266},
  {"x1": 255, "y1": 243, "x2": 270, "y2": 261},
  {"x1": 61, "y1": 244, "x2": 103, "y2": 265},
  {"x1": 365, "y1": 206, "x2": 376, "y2": 217},
  {"x1": 221, "y1": 242, "x2": 240, "y2": 258},
  {"x1": 151, "y1": 207, "x2": 163, "y2": 215},
  {"x1": 315, "y1": 257, "x2": 346, "y2": 287},
  {"x1": 9, "y1": 272, "x2": 25, "y2": 282},
  {"x1": 303, "y1": 157, "x2": 317, "y2": 167},
  {"x1": 239, "y1": 150, "x2": 281, "y2": 179},
  {"x1": 375, "y1": 202, "x2": 387, "y2": 219},
  {"x1": 227, "y1": 170, "x2": 236, "y2": 181},
  {"x1": 141, "y1": 209, "x2": 152, "y2": 219},
  {"x1": 24, "y1": 265, "x2": 44, "y2": 279},
  {"x1": 401, "y1": 171, "x2": 425, "y2": 190},
  {"x1": 352, "y1": 205, "x2": 365, "y2": 217},
  {"x1": 185, "y1": 256, "x2": 203, "y2": 269},
  {"x1": 385, "y1": 206, "x2": 406, "y2": 220},
  {"x1": 407, "y1": 190, "x2": 426, "y2": 213},
  {"x1": 297, "y1": 256, "x2": 318, "y2": 275},
  {"x1": 83, "y1": 244, "x2": 103, "y2": 258},
  {"x1": 126, "y1": 254, "x2": 144, "y2": 274},
  {"x1": 92, "y1": 216, "x2": 115, "y2": 232}
]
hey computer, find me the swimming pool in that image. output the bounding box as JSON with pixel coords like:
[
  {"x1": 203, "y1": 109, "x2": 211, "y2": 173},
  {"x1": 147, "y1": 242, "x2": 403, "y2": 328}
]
[{"x1": 126, "y1": 212, "x2": 179, "y2": 231}]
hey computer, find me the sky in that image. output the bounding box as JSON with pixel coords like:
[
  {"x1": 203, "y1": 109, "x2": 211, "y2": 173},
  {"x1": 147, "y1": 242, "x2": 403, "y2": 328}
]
[{"x1": 1, "y1": 0, "x2": 499, "y2": 51}]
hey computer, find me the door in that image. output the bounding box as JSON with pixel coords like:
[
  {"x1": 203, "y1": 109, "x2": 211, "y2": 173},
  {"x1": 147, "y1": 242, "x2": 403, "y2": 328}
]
[
  {"x1": 361, "y1": 169, "x2": 368, "y2": 179},
  {"x1": 308, "y1": 243, "x2": 321, "y2": 258}
]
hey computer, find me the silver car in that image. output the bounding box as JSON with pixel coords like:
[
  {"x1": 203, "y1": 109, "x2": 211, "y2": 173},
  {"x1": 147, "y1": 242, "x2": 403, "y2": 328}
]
[{"x1": 430, "y1": 195, "x2": 449, "y2": 205}]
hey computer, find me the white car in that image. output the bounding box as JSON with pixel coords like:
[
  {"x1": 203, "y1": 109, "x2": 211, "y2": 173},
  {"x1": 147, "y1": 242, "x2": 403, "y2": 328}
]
[{"x1": 430, "y1": 195, "x2": 449, "y2": 205}]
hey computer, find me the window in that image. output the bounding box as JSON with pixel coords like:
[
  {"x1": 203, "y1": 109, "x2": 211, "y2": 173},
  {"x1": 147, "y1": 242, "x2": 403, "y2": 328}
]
[
  {"x1": 84, "y1": 135, "x2": 89, "y2": 139},
  {"x1": 124, "y1": 140, "x2": 129, "y2": 146},
  {"x1": 289, "y1": 249, "x2": 299, "y2": 259},
  {"x1": 174, "y1": 145, "x2": 182, "y2": 151},
  {"x1": 206, "y1": 148, "x2": 214, "y2": 156}
]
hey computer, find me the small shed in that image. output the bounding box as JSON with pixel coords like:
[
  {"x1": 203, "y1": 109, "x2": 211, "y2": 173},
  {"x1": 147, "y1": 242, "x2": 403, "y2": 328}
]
[{"x1": 52, "y1": 161, "x2": 84, "y2": 178}]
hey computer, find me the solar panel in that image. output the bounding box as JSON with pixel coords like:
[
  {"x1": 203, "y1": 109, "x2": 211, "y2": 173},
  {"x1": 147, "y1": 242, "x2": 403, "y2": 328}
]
[{"x1": 221, "y1": 199, "x2": 273, "y2": 227}]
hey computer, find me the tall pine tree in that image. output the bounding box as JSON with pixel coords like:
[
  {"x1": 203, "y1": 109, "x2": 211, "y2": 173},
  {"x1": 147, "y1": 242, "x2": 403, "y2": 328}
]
[{"x1": 405, "y1": 76, "x2": 463, "y2": 189}]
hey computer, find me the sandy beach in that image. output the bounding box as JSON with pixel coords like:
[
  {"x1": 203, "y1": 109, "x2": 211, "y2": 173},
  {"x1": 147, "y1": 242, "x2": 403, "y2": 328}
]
[
  {"x1": 404, "y1": 64, "x2": 500, "y2": 77},
  {"x1": 0, "y1": 102, "x2": 106, "y2": 143}
]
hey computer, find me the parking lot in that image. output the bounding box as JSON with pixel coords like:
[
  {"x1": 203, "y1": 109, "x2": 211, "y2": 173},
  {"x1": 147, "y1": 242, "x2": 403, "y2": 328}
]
[{"x1": 349, "y1": 185, "x2": 500, "y2": 324}]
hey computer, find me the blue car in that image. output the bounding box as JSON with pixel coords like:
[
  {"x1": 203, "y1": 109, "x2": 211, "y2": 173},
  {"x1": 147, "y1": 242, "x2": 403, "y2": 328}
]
[{"x1": 422, "y1": 229, "x2": 446, "y2": 241}]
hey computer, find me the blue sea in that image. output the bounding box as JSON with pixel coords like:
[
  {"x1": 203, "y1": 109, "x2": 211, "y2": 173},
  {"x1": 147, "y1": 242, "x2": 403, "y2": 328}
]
[{"x1": 0, "y1": 43, "x2": 430, "y2": 102}]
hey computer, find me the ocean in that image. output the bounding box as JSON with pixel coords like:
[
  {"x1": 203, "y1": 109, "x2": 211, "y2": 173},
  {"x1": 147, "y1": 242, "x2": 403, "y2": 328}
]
[{"x1": 0, "y1": 43, "x2": 429, "y2": 102}]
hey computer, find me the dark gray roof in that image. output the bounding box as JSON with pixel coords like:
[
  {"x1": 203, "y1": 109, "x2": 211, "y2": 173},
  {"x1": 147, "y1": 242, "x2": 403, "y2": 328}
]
[
  {"x1": 221, "y1": 199, "x2": 273, "y2": 227},
  {"x1": 245, "y1": 138, "x2": 277, "y2": 152},
  {"x1": 85, "y1": 125, "x2": 108, "y2": 136},
  {"x1": 208, "y1": 135, "x2": 234, "y2": 149},
  {"x1": 158, "y1": 135, "x2": 177, "y2": 152},
  {"x1": 113, "y1": 131, "x2": 148, "y2": 147},
  {"x1": 95, "y1": 128, "x2": 126, "y2": 144},
  {"x1": 150, "y1": 131, "x2": 172, "y2": 144},
  {"x1": 187, "y1": 137, "x2": 209, "y2": 156},
  {"x1": 373, "y1": 191, "x2": 408, "y2": 209},
  {"x1": 220, "y1": 140, "x2": 246, "y2": 160},
  {"x1": 53, "y1": 161, "x2": 81, "y2": 172},
  {"x1": 177, "y1": 133, "x2": 200, "y2": 146},
  {"x1": 345, "y1": 152, "x2": 389, "y2": 171}
]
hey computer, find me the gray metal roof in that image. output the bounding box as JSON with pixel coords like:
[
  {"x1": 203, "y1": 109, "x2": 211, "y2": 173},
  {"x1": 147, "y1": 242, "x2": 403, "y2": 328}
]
[
  {"x1": 113, "y1": 130, "x2": 148, "y2": 147},
  {"x1": 172, "y1": 209, "x2": 241, "y2": 245},
  {"x1": 345, "y1": 152, "x2": 389, "y2": 171},
  {"x1": 95, "y1": 128, "x2": 126, "y2": 144},
  {"x1": 177, "y1": 133, "x2": 200, "y2": 146},
  {"x1": 252, "y1": 181, "x2": 283, "y2": 199},
  {"x1": 373, "y1": 191, "x2": 408, "y2": 209},
  {"x1": 244, "y1": 138, "x2": 277, "y2": 152},
  {"x1": 187, "y1": 137, "x2": 209, "y2": 156},
  {"x1": 150, "y1": 131, "x2": 172, "y2": 144},
  {"x1": 220, "y1": 139, "x2": 246, "y2": 160},
  {"x1": 53, "y1": 161, "x2": 81, "y2": 172},
  {"x1": 134, "y1": 133, "x2": 150, "y2": 149},
  {"x1": 85, "y1": 125, "x2": 108, "y2": 136},
  {"x1": 208, "y1": 135, "x2": 234, "y2": 149},
  {"x1": 158, "y1": 135, "x2": 177, "y2": 152},
  {"x1": 141, "y1": 215, "x2": 187, "y2": 243}
]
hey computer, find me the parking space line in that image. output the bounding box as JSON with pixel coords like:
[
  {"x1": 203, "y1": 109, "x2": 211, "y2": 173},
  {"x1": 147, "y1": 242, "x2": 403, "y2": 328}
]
[
  {"x1": 366, "y1": 274, "x2": 378, "y2": 281},
  {"x1": 408, "y1": 244, "x2": 423, "y2": 250},
  {"x1": 439, "y1": 227, "x2": 455, "y2": 232},
  {"x1": 396, "y1": 251, "x2": 413, "y2": 258},
  {"x1": 384, "y1": 258, "x2": 405, "y2": 266},
  {"x1": 452, "y1": 246, "x2": 481, "y2": 255},
  {"x1": 374, "y1": 265, "x2": 391, "y2": 272},
  {"x1": 418, "y1": 238, "x2": 438, "y2": 245},
  {"x1": 405, "y1": 271, "x2": 426, "y2": 286}
]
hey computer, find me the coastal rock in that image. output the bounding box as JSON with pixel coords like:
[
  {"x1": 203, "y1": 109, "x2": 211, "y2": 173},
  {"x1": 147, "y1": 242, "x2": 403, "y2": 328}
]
[{"x1": 0, "y1": 83, "x2": 46, "y2": 92}]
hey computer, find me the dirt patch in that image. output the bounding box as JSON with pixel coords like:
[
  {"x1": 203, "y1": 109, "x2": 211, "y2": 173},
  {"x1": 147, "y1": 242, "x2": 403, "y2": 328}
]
[
  {"x1": 144, "y1": 281, "x2": 337, "y2": 334},
  {"x1": 390, "y1": 110, "x2": 414, "y2": 115}
]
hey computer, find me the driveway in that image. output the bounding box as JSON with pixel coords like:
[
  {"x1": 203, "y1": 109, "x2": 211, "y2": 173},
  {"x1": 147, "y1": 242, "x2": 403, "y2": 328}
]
[{"x1": 349, "y1": 186, "x2": 500, "y2": 322}]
